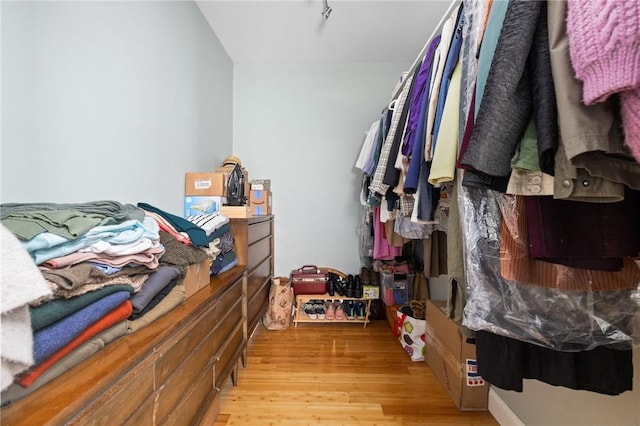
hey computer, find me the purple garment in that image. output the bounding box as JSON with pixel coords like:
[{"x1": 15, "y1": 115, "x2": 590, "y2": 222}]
[
  {"x1": 33, "y1": 290, "x2": 131, "y2": 364},
  {"x1": 402, "y1": 35, "x2": 442, "y2": 157},
  {"x1": 404, "y1": 38, "x2": 441, "y2": 194},
  {"x1": 525, "y1": 189, "x2": 640, "y2": 271}
]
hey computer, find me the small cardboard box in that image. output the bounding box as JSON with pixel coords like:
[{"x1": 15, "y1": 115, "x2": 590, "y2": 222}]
[
  {"x1": 220, "y1": 205, "x2": 250, "y2": 218},
  {"x1": 183, "y1": 259, "x2": 211, "y2": 298},
  {"x1": 185, "y1": 172, "x2": 226, "y2": 196},
  {"x1": 250, "y1": 179, "x2": 271, "y2": 191},
  {"x1": 363, "y1": 285, "x2": 379, "y2": 299},
  {"x1": 184, "y1": 196, "x2": 225, "y2": 217},
  {"x1": 425, "y1": 300, "x2": 488, "y2": 411},
  {"x1": 249, "y1": 190, "x2": 272, "y2": 216}
]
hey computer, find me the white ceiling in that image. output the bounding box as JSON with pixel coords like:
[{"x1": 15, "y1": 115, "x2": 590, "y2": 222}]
[{"x1": 195, "y1": 0, "x2": 454, "y2": 64}]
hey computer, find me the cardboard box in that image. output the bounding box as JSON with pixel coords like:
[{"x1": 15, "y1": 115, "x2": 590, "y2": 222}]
[
  {"x1": 363, "y1": 285, "x2": 379, "y2": 299},
  {"x1": 220, "y1": 205, "x2": 250, "y2": 218},
  {"x1": 184, "y1": 196, "x2": 225, "y2": 217},
  {"x1": 250, "y1": 179, "x2": 271, "y2": 191},
  {"x1": 425, "y1": 300, "x2": 488, "y2": 411},
  {"x1": 249, "y1": 190, "x2": 272, "y2": 216},
  {"x1": 183, "y1": 259, "x2": 211, "y2": 298},
  {"x1": 185, "y1": 172, "x2": 226, "y2": 196}
]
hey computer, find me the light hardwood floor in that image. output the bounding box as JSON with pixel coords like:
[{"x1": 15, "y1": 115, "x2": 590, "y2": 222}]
[{"x1": 215, "y1": 318, "x2": 499, "y2": 425}]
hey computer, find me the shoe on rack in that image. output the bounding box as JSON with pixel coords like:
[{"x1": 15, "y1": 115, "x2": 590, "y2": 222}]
[
  {"x1": 334, "y1": 277, "x2": 347, "y2": 297},
  {"x1": 314, "y1": 302, "x2": 326, "y2": 320},
  {"x1": 345, "y1": 301, "x2": 356, "y2": 320},
  {"x1": 327, "y1": 274, "x2": 335, "y2": 296},
  {"x1": 360, "y1": 267, "x2": 371, "y2": 286},
  {"x1": 355, "y1": 301, "x2": 366, "y2": 320},
  {"x1": 325, "y1": 300, "x2": 335, "y2": 320},
  {"x1": 353, "y1": 275, "x2": 363, "y2": 298},
  {"x1": 345, "y1": 275, "x2": 354, "y2": 298},
  {"x1": 334, "y1": 301, "x2": 346, "y2": 320},
  {"x1": 303, "y1": 302, "x2": 317, "y2": 319},
  {"x1": 370, "y1": 269, "x2": 380, "y2": 285}
]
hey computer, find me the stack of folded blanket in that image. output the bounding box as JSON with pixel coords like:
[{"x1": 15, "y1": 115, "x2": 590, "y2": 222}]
[{"x1": 0, "y1": 200, "x2": 228, "y2": 405}]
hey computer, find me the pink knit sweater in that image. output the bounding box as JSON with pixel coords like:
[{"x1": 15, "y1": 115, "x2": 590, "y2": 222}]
[
  {"x1": 567, "y1": 0, "x2": 640, "y2": 104},
  {"x1": 567, "y1": 0, "x2": 640, "y2": 162}
]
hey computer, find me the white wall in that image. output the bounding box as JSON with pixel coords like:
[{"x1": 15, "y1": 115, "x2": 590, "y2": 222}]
[
  {"x1": 233, "y1": 63, "x2": 408, "y2": 277},
  {"x1": 1, "y1": 0, "x2": 233, "y2": 216}
]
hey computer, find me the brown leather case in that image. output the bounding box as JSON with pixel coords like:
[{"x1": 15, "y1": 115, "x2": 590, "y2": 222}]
[{"x1": 290, "y1": 265, "x2": 328, "y2": 295}]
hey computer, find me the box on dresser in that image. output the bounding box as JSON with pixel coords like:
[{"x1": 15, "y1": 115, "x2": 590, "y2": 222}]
[
  {"x1": 249, "y1": 190, "x2": 272, "y2": 216},
  {"x1": 185, "y1": 172, "x2": 226, "y2": 196}
]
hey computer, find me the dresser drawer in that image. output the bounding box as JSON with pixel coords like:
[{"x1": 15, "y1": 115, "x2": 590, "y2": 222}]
[
  {"x1": 247, "y1": 282, "x2": 269, "y2": 330},
  {"x1": 155, "y1": 303, "x2": 218, "y2": 386},
  {"x1": 123, "y1": 393, "x2": 155, "y2": 425},
  {"x1": 247, "y1": 256, "x2": 271, "y2": 302},
  {"x1": 154, "y1": 327, "x2": 217, "y2": 423},
  {"x1": 214, "y1": 323, "x2": 245, "y2": 389},
  {"x1": 70, "y1": 361, "x2": 154, "y2": 426},
  {"x1": 247, "y1": 236, "x2": 271, "y2": 271},
  {"x1": 162, "y1": 359, "x2": 216, "y2": 426},
  {"x1": 248, "y1": 220, "x2": 271, "y2": 245},
  {"x1": 214, "y1": 277, "x2": 244, "y2": 322},
  {"x1": 211, "y1": 298, "x2": 243, "y2": 350}
]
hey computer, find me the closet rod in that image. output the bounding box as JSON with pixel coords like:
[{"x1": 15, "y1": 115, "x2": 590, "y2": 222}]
[{"x1": 390, "y1": 0, "x2": 461, "y2": 101}]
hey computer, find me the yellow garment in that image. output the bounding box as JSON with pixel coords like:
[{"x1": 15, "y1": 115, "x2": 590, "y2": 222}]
[{"x1": 428, "y1": 61, "x2": 462, "y2": 185}]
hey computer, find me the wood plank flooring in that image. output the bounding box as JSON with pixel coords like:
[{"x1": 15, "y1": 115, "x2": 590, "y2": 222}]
[{"x1": 215, "y1": 319, "x2": 498, "y2": 425}]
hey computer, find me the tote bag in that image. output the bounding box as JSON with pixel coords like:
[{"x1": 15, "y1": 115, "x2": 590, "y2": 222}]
[
  {"x1": 262, "y1": 277, "x2": 294, "y2": 330},
  {"x1": 396, "y1": 308, "x2": 426, "y2": 361}
]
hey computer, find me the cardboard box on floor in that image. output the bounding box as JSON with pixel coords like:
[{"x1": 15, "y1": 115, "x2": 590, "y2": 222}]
[
  {"x1": 182, "y1": 259, "x2": 211, "y2": 299},
  {"x1": 425, "y1": 300, "x2": 488, "y2": 411}
]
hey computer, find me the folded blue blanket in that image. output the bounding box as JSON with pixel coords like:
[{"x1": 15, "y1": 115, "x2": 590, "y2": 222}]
[{"x1": 33, "y1": 291, "x2": 130, "y2": 364}]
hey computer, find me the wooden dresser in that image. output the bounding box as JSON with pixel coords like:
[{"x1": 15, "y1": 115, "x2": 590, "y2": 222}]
[
  {"x1": 229, "y1": 215, "x2": 274, "y2": 338},
  {"x1": 1, "y1": 266, "x2": 247, "y2": 425}
]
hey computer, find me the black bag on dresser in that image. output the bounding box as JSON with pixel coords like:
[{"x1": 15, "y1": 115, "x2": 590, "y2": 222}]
[{"x1": 290, "y1": 265, "x2": 328, "y2": 295}]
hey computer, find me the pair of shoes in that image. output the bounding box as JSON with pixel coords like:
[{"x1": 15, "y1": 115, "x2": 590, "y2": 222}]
[
  {"x1": 313, "y1": 299, "x2": 326, "y2": 319},
  {"x1": 303, "y1": 302, "x2": 317, "y2": 319},
  {"x1": 325, "y1": 300, "x2": 335, "y2": 320},
  {"x1": 303, "y1": 300, "x2": 326, "y2": 319},
  {"x1": 344, "y1": 300, "x2": 356, "y2": 320},
  {"x1": 360, "y1": 266, "x2": 372, "y2": 286}
]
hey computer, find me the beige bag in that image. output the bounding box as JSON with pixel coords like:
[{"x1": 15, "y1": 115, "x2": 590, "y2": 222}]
[{"x1": 262, "y1": 277, "x2": 293, "y2": 330}]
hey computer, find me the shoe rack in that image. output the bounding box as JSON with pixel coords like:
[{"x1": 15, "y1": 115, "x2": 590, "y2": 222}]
[{"x1": 293, "y1": 294, "x2": 373, "y2": 328}]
